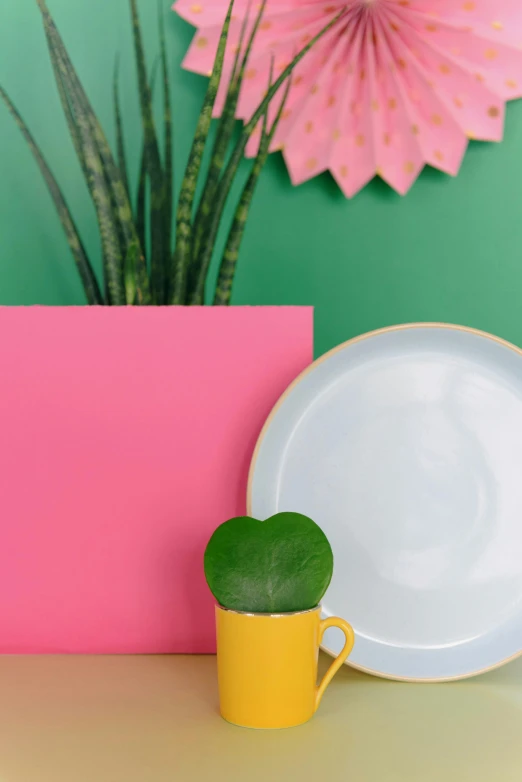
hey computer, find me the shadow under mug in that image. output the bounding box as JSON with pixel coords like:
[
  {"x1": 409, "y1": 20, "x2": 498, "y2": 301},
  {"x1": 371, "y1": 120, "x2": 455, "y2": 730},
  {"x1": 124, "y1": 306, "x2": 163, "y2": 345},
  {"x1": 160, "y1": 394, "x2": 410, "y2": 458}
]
[{"x1": 215, "y1": 604, "x2": 355, "y2": 729}]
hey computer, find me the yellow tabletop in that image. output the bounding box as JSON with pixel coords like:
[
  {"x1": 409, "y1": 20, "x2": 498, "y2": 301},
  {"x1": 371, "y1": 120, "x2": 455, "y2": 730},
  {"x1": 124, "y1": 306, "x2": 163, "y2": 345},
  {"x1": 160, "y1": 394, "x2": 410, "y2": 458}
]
[{"x1": 0, "y1": 653, "x2": 521, "y2": 782}]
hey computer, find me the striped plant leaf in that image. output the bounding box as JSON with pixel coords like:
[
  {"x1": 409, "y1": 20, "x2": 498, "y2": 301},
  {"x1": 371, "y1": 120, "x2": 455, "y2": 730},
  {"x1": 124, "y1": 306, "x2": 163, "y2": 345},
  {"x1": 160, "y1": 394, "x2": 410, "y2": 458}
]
[
  {"x1": 124, "y1": 240, "x2": 141, "y2": 305},
  {"x1": 191, "y1": 9, "x2": 344, "y2": 304},
  {"x1": 43, "y1": 21, "x2": 109, "y2": 294},
  {"x1": 159, "y1": 0, "x2": 173, "y2": 300},
  {"x1": 32, "y1": 18, "x2": 111, "y2": 299},
  {"x1": 37, "y1": 0, "x2": 151, "y2": 304},
  {"x1": 35, "y1": 12, "x2": 89, "y2": 187},
  {"x1": 52, "y1": 55, "x2": 89, "y2": 181},
  {"x1": 112, "y1": 55, "x2": 132, "y2": 299},
  {"x1": 136, "y1": 146, "x2": 147, "y2": 259},
  {"x1": 230, "y1": 0, "x2": 253, "y2": 83},
  {"x1": 170, "y1": 0, "x2": 234, "y2": 305},
  {"x1": 213, "y1": 64, "x2": 290, "y2": 306},
  {"x1": 0, "y1": 85, "x2": 102, "y2": 305},
  {"x1": 46, "y1": 3, "x2": 151, "y2": 303},
  {"x1": 38, "y1": 3, "x2": 116, "y2": 303},
  {"x1": 113, "y1": 55, "x2": 131, "y2": 204},
  {"x1": 136, "y1": 57, "x2": 160, "y2": 265},
  {"x1": 129, "y1": 0, "x2": 168, "y2": 304},
  {"x1": 188, "y1": 0, "x2": 260, "y2": 292},
  {"x1": 36, "y1": 0, "x2": 124, "y2": 303}
]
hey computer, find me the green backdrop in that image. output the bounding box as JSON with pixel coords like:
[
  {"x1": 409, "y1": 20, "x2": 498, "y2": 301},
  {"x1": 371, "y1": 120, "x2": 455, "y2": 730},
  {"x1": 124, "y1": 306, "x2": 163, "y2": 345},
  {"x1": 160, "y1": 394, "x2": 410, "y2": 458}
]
[{"x1": 1, "y1": 0, "x2": 522, "y2": 357}]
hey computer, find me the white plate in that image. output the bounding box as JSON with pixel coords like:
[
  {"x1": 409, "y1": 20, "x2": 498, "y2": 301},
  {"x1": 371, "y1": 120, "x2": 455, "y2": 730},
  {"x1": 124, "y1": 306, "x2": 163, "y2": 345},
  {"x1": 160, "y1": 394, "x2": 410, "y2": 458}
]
[{"x1": 248, "y1": 324, "x2": 522, "y2": 681}]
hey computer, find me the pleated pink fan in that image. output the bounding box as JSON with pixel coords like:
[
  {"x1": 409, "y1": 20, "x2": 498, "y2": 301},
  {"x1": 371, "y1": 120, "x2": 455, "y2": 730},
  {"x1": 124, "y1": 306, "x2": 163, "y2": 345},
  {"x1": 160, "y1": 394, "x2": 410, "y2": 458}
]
[{"x1": 174, "y1": 1, "x2": 522, "y2": 196}]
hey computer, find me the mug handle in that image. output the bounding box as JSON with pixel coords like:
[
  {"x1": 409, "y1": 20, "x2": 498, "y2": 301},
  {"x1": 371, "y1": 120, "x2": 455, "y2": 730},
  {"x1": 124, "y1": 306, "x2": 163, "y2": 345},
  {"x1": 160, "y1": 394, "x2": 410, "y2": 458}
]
[{"x1": 315, "y1": 617, "x2": 355, "y2": 711}]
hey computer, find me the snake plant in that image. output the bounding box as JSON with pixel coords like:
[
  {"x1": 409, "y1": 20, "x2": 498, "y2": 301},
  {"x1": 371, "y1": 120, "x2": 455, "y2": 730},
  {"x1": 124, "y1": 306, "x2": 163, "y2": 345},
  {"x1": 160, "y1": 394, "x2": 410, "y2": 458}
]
[{"x1": 1, "y1": 0, "x2": 341, "y2": 305}]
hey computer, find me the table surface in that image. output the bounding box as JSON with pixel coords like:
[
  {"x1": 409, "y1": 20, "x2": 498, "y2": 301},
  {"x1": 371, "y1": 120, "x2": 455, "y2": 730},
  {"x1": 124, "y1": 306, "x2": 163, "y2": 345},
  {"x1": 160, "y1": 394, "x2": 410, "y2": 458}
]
[{"x1": 1, "y1": 653, "x2": 521, "y2": 782}]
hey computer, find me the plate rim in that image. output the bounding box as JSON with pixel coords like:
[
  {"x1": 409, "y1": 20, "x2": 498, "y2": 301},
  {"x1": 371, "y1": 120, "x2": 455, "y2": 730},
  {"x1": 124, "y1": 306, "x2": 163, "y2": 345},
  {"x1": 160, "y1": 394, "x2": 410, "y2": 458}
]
[{"x1": 246, "y1": 321, "x2": 522, "y2": 682}]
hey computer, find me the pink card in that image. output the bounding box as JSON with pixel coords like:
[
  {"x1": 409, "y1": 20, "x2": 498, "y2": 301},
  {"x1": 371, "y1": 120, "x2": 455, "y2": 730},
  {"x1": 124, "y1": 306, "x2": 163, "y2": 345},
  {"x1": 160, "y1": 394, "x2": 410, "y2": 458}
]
[{"x1": 0, "y1": 307, "x2": 313, "y2": 653}]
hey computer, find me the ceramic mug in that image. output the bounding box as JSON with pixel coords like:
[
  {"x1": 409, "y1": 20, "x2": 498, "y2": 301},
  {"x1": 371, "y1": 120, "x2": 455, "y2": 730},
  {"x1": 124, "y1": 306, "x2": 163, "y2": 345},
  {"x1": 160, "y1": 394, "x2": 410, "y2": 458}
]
[{"x1": 215, "y1": 604, "x2": 354, "y2": 729}]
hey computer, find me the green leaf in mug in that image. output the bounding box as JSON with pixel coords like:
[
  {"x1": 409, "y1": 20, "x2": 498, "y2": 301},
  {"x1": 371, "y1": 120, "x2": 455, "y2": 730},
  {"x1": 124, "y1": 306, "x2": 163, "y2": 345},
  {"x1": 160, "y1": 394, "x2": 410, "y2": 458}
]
[{"x1": 204, "y1": 512, "x2": 334, "y2": 613}]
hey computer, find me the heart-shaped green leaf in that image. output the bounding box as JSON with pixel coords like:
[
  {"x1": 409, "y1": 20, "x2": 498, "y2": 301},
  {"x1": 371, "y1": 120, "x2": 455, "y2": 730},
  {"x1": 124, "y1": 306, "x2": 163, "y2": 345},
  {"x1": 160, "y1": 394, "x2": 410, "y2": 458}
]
[{"x1": 204, "y1": 512, "x2": 333, "y2": 613}]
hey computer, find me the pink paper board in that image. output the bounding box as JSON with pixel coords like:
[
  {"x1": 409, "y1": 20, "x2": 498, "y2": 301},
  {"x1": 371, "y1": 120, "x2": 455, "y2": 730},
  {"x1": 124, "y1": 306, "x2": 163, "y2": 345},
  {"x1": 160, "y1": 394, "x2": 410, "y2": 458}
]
[{"x1": 0, "y1": 307, "x2": 313, "y2": 653}]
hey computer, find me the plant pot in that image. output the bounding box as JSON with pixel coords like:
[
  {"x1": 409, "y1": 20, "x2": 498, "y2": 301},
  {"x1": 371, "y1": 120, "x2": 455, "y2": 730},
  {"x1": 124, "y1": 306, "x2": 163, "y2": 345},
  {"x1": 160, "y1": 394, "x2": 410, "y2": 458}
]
[{"x1": 0, "y1": 306, "x2": 313, "y2": 653}]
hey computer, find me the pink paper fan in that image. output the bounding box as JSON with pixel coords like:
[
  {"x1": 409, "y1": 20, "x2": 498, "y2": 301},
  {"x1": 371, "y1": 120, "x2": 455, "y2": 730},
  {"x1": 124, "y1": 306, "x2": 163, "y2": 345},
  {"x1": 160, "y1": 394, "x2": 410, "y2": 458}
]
[{"x1": 174, "y1": 1, "x2": 522, "y2": 196}]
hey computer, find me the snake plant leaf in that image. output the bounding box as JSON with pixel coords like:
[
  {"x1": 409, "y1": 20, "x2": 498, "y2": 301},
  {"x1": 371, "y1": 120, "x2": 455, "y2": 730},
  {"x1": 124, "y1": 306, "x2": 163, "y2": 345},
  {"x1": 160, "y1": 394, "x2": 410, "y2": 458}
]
[
  {"x1": 50, "y1": 46, "x2": 89, "y2": 182},
  {"x1": 36, "y1": 0, "x2": 151, "y2": 304},
  {"x1": 113, "y1": 55, "x2": 133, "y2": 302},
  {"x1": 0, "y1": 85, "x2": 102, "y2": 305},
  {"x1": 213, "y1": 67, "x2": 291, "y2": 306},
  {"x1": 159, "y1": 0, "x2": 173, "y2": 296},
  {"x1": 136, "y1": 147, "x2": 147, "y2": 261},
  {"x1": 189, "y1": 0, "x2": 266, "y2": 299},
  {"x1": 36, "y1": 0, "x2": 124, "y2": 303},
  {"x1": 37, "y1": 0, "x2": 151, "y2": 305},
  {"x1": 204, "y1": 512, "x2": 334, "y2": 613},
  {"x1": 136, "y1": 57, "x2": 160, "y2": 264},
  {"x1": 129, "y1": 0, "x2": 168, "y2": 304},
  {"x1": 191, "y1": 9, "x2": 343, "y2": 305},
  {"x1": 46, "y1": 39, "x2": 112, "y2": 300},
  {"x1": 189, "y1": 0, "x2": 250, "y2": 261},
  {"x1": 170, "y1": 0, "x2": 234, "y2": 305},
  {"x1": 124, "y1": 240, "x2": 141, "y2": 305},
  {"x1": 113, "y1": 55, "x2": 131, "y2": 204},
  {"x1": 36, "y1": 0, "x2": 111, "y2": 299}
]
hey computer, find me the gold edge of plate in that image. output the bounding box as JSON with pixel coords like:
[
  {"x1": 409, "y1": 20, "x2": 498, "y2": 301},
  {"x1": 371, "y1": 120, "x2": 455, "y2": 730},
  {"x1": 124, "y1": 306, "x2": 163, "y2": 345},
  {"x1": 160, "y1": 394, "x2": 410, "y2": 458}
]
[{"x1": 246, "y1": 322, "x2": 522, "y2": 683}]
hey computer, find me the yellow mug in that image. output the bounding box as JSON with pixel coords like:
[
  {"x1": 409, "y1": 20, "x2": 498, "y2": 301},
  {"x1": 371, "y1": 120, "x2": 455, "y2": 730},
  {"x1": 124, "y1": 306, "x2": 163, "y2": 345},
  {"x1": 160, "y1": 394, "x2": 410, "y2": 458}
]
[{"x1": 215, "y1": 604, "x2": 355, "y2": 729}]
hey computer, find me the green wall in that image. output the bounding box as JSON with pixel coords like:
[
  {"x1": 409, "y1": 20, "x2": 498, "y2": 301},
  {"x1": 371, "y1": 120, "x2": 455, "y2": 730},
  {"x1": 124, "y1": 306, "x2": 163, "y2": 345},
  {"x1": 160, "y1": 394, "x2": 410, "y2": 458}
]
[{"x1": 2, "y1": 0, "x2": 522, "y2": 357}]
